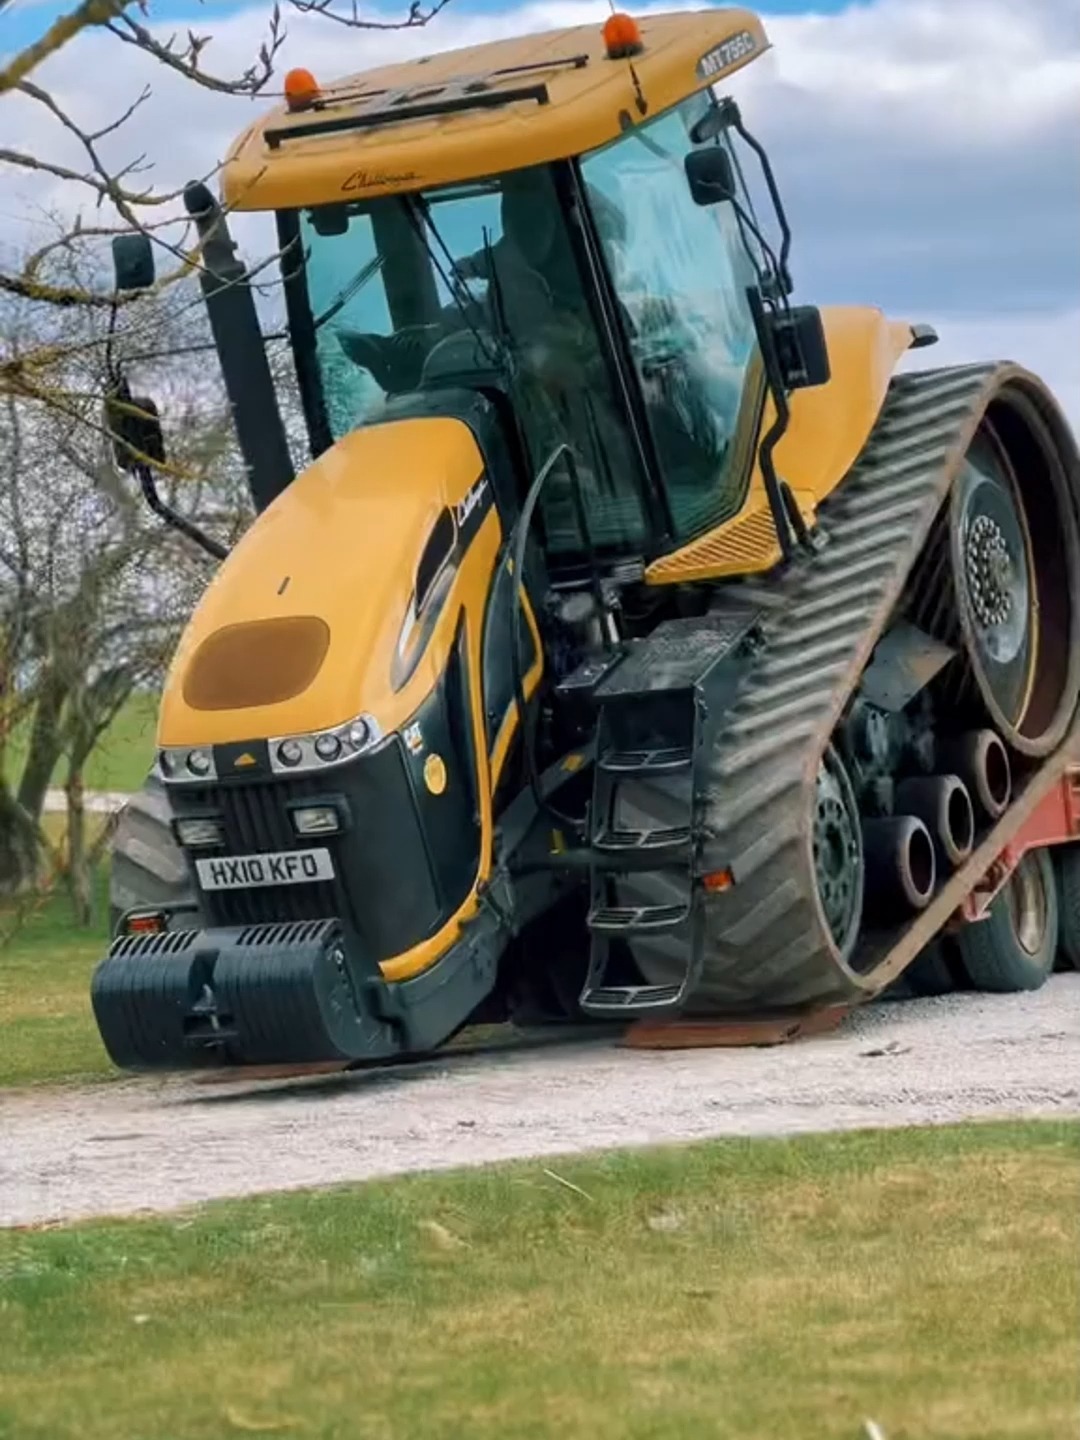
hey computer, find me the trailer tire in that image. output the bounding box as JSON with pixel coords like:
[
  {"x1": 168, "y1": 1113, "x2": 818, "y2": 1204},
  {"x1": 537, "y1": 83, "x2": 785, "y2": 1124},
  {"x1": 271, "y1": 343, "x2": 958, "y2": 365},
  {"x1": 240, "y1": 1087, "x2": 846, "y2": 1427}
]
[
  {"x1": 905, "y1": 939, "x2": 964, "y2": 997},
  {"x1": 108, "y1": 771, "x2": 197, "y2": 940},
  {"x1": 956, "y1": 848, "x2": 1058, "y2": 993},
  {"x1": 1053, "y1": 846, "x2": 1080, "y2": 970}
]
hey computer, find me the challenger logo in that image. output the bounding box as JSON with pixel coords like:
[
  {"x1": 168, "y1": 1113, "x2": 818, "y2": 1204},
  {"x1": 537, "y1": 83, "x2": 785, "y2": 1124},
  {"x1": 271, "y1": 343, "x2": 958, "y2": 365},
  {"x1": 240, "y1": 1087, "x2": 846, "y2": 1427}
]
[
  {"x1": 342, "y1": 167, "x2": 420, "y2": 192},
  {"x1": 455, "y1": 476, "x2": 489, "y2": 530}
]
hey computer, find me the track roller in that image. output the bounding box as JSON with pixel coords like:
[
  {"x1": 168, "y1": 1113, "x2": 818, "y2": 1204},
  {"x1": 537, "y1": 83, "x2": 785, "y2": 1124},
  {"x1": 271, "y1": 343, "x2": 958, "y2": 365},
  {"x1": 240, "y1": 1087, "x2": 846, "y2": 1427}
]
[
  {"x1": 862, "y1": 815, "x2": 936, "y2": 922},
  {"x1": 937, "y1": 730, "x2": 1011, "y2": 822},
  {"x1": 895, "y1": 774, "x2": 975, "y2": 871}
]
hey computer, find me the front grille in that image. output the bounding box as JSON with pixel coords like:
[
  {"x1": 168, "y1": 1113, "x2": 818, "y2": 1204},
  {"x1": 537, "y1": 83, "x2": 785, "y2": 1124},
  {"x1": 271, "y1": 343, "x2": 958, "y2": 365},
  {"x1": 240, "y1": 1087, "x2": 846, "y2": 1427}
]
[
  {"x1": 168, "y1": 741, "x2": 445, "y2": 962},
  {"x1": 176, "y1": 778, "x2": 347, "y2": 930}
]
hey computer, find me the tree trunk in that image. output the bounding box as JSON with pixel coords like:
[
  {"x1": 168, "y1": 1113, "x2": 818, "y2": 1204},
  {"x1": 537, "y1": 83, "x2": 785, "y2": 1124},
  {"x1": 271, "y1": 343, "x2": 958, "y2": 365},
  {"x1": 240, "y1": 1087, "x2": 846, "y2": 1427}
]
[
  {"x1": 16, "y1": 667, "x2": 66, "y2": 825},
  {"x1": 65, "y1": 768, "x2": 92, "y2": 927},
  {"x1": 0, "y1": 782, "x2": 40, "y2": 896}
]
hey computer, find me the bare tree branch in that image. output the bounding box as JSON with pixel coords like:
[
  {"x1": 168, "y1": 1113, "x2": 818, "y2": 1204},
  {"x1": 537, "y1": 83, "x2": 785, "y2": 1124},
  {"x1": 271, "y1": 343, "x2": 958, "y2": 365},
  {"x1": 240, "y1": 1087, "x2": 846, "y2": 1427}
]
[
  {"x1": 0, "y1": 0, "x2": 127, "y2": 95},
  {"x1": 1, "y1": 0, "x2": 451, "y2": 415},
  {"x1": 289, "y1": 0, "x2": 450, "y2": 31},
  {"x1": 105, "y1": 2, "x2": 287, "y2": 96}
]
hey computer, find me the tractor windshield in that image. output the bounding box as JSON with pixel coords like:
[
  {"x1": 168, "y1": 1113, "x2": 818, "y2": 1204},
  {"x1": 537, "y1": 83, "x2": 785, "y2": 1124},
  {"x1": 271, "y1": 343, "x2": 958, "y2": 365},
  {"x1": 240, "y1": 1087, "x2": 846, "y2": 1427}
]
[
  {"x1": 280, "y1": 168, "x2": 650, "y2": 555},
  {"x1": 581, "y1": 97, "x2": 763, "y2": 539}
]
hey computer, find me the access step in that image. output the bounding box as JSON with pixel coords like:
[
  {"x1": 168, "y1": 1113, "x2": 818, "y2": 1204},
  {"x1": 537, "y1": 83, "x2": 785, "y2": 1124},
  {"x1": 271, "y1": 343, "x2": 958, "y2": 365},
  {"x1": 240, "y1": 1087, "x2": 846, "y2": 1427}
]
[
  {"x1": 599, "y1": 746, "x2": 693, "y2": 776},
  {"x1": 587, "y1": 900, "x2": 691, "y2": 935},
  {"x1": 592, "y1": 824, "x2": 693, "y2": 868},
  {"x1": 579, "y1": 982, "x2": 685, "y2": 1016}
]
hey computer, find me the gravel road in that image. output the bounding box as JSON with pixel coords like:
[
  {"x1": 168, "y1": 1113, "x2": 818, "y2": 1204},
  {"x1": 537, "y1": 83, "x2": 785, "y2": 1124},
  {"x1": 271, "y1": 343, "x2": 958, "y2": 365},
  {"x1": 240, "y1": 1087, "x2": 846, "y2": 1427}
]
[{"x1": 2, "y1": 975, "x2": 1077, "y2": 1229}]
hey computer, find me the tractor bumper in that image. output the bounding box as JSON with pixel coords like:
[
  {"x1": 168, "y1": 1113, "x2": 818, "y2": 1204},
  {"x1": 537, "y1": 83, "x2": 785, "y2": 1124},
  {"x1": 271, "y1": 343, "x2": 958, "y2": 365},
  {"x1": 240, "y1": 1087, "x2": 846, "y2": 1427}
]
[
  {"x1": 90, "y1": 919, "x2": 400, "y2": 1070},
  {"x1": 90, "y1": 901, "x2": 508, "y2": 1071}
]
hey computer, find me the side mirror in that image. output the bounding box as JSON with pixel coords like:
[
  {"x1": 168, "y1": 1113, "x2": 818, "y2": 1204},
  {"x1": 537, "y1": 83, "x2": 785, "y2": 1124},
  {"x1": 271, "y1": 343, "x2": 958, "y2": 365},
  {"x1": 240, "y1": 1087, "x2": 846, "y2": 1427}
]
[
  {"x1": 310, "y1": 204, "x2": 350, "y2": 237},
  {"x1": 767, "y1": 305, "x2": 831, "y2": 391},
  {"x1": 111, "y1": 233, "x2": 156, "y2": 293},
  {"x1": 105, "y1": 386, "x2": 166, "y2": 472},
  {"x1": 684, "y1": 146, "x2": 736, "y2": 207}
]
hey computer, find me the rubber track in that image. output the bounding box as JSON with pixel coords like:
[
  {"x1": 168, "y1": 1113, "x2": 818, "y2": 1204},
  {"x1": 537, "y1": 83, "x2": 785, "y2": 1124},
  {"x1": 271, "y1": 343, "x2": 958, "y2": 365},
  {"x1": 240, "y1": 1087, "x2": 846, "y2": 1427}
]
[{"x1": 689, "y1": 361, "x2": 1077, "y2": 1010}]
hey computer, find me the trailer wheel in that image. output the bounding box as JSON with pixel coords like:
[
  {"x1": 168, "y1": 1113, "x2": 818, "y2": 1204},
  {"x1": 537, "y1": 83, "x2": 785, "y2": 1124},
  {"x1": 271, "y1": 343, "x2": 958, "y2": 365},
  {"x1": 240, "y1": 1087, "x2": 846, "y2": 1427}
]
[
  {"x1": 905, "y1": 939, "x2": 965, "y2": 997},
  {"x1": 956, "y1": 848, "x2": 1058, "y2": 992},
  {"x1": 108, "y1": 771, "x2": 197, "y2": 939},
  {"x1": 1053, "y1": 846, "x2": 1080, "y2": 970}
]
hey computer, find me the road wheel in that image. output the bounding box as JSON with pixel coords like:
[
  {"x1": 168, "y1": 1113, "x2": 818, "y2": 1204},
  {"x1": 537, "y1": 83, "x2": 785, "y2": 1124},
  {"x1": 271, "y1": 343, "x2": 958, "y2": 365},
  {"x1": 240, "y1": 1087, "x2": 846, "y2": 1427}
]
[{"x1": 956, "y1": 848, "x2": 1058, "y2": 992}]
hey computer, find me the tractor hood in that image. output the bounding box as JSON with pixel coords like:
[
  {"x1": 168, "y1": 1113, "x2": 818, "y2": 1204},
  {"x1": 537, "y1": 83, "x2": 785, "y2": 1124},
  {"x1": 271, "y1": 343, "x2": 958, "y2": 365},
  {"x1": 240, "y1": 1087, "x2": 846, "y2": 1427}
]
[{"x1": 158, "y1": 415, "x2": 499, "y2": 748}]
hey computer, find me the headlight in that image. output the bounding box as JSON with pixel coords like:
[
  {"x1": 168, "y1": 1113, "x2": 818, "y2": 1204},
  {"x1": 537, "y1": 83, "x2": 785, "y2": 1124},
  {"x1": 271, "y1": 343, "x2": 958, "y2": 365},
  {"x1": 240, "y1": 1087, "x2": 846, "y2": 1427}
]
[
  {"x1": 314, "y1": 733, "x2": 341, "y2": 762},
  {"x1": 175, "y1": 817, "x2": 224, "y2": 848},
  {"x1": 290, "y1": 805, "x2": 341, "y2": 837},
  {"x1": 269, "y1": 712, "x2": 381, "y2": 775},
  {"x1": 158, "y1": 746, "x2": 217, "y2": 784}
]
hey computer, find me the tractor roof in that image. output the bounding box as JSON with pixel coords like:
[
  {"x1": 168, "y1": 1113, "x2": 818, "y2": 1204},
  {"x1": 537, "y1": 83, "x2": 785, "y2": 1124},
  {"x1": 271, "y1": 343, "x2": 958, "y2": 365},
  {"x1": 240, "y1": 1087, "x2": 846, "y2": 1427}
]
[{"x1": 221, "y1": 8, "x2": 769, "y2": 212}]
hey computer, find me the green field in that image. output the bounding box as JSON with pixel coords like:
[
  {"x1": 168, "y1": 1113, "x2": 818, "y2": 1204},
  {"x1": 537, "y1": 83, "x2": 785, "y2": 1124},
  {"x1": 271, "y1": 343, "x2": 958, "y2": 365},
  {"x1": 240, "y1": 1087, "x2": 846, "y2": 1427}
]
[
  {"x1": 0, "y1": 865, "x2": 114, "y2": 1088},
  {"x1": 2, "y1": 690, "x2": 158, "y2": 796},
  {"x1": 0, "y1": 689, "x2": 159, "y2": 1087},
  {"x1": 1, "y1": 1121, "x2": 1076, "y2": 1440}
]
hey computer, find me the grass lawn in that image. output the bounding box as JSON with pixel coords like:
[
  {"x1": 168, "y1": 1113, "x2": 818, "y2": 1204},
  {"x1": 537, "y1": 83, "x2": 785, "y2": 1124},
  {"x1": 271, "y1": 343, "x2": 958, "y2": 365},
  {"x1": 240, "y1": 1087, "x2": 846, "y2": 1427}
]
[
  {"x1": 1, "y1": 1121, "x2": 1077, "y2": 1440},
  {"x1": 0, "y1": 862, "x2": 114, "y2": 1088},
  {"x1": 3, "y1": 690, "x2": 158, "y2": 796}
]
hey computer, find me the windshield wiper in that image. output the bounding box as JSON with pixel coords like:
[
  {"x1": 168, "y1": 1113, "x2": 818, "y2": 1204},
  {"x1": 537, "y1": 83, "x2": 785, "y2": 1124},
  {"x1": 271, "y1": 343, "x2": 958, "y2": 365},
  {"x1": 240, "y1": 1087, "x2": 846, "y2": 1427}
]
[
  {"x1": 313, "y1": 252, "x2": 385, "y2": 330},
  {"x1": 405, "y1": 196, "x2": 504, "y2": 373}
]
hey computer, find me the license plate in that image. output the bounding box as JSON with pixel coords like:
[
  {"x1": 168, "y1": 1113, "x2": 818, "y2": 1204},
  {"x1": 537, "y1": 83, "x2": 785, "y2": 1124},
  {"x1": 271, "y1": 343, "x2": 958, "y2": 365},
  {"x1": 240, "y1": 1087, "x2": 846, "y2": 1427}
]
[{"x1": 195, "y1": 848, "x2": 335, "y2": 891}]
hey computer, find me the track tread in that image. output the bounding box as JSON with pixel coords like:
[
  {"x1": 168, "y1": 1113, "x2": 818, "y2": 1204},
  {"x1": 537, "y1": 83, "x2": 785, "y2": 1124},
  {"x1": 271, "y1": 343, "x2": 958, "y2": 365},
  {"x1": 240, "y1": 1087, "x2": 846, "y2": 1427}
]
[{"x1": 624, "y1": 362, "x2": 1080, "y2": 1011}]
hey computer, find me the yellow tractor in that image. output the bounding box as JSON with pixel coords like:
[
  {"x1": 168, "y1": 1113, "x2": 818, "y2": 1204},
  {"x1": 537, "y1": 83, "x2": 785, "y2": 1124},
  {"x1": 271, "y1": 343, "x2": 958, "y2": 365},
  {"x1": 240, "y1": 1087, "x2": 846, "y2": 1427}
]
[{"x1": 93, "y1": 8, "x2": 1080, "y2": 1068}]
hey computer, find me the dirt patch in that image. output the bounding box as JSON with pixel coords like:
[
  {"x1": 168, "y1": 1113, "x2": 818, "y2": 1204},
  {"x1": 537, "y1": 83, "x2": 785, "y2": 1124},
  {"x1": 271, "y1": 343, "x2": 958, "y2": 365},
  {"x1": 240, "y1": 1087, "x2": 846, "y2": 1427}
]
[{"x1": 2, "y1": 976, "x2": 1077, "y2": 1228}]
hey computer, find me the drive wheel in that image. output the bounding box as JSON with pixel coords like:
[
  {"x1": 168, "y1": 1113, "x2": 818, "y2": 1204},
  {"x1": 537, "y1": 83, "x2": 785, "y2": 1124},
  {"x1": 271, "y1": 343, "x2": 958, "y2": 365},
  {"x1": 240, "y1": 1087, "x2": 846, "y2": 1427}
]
[
  {"x1": 951, "y1": 404, "x2": 1080, "y2": 756},
  {"x1": 956, "y1": 848, "x2": 1058, "y2": 992},
  {"x1": 108, "y1": 771, "x2": 197, "y2": 939}
]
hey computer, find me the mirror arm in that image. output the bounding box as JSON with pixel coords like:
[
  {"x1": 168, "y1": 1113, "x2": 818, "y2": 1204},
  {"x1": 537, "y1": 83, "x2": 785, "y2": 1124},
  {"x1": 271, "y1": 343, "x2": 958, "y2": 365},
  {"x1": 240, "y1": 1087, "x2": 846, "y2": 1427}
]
[
  {"x1": 745, "y1": 287, "x2": 797, "y2": 564},
  {"x1": 134, "y1": 462, "x2": 229, "y2": 562},
  {"x1": 715, "y1": 98, "x2": 793, "y2": 295}
]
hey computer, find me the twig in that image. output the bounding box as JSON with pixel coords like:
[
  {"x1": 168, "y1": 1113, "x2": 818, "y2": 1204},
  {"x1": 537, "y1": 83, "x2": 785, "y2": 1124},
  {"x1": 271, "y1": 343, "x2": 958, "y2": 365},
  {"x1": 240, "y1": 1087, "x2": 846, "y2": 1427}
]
[{"x1": 542, "y1": 1168, "x2": 594, "y2": 1201}]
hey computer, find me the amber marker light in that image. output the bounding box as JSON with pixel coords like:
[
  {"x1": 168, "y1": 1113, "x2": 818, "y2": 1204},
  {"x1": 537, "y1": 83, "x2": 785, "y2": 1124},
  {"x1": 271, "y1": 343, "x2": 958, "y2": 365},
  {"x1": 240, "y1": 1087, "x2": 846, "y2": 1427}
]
[
  {"x1": 602, "y1": 12, "x2": 644, "y2": 59},
  {"x1": 702, "y1": 868, "x2": 734, "y2": 894},
  {"x1": 284, "y1": 67, "x2": 321, "y2": 112},
  {"x1": 126, "y1": 912, "x2": 166, "y2": 935}
]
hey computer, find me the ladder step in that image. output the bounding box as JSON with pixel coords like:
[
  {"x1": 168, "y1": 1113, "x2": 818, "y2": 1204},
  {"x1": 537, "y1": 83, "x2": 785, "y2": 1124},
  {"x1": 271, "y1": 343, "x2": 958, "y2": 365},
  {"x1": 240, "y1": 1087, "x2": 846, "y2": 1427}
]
[
  {"x1": 579, "y1": 982, "x2": 685, "y2": 1016},
  {"x1": 587, "y1": 901, "x2": 691, "y2": 935},
  {"x1": 600, "y1": 746, "x2": 692, "y2": 776},
  {"x1": 593, "y1": 825, "x2": 692, "y2": 864}
]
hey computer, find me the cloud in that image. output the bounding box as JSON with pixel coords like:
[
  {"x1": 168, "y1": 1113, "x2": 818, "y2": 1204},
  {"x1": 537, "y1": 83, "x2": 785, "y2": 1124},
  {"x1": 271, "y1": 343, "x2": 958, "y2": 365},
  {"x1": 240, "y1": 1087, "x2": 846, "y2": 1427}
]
[
  {"x1": 2, "y1": 0, "x2": 1077, "y2": 425},
  {"x1": 904, "y1": 305, "x2": 1080, "y2": 437}
]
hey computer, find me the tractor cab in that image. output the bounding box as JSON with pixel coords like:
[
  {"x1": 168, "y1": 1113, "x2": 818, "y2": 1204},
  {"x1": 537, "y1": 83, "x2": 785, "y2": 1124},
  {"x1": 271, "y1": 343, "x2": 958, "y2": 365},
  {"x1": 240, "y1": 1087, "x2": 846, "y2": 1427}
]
[
  {"x1": 112, "y1": 10, "x2": 828, "y2": 578},
  {"x1": 280, "y1": 98, "x2": 766, "y2": 565}
]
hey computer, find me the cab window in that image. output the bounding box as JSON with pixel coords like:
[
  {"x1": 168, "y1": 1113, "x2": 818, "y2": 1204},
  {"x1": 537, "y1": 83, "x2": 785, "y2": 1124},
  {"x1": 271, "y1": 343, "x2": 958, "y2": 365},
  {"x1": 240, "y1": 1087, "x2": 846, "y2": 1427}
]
[
  {"x1": 582, "y1": 98, "x2": 763, "y2": 541},
  {"x1": 292, "y1": 169, "x2": 651, "y2": 558}
]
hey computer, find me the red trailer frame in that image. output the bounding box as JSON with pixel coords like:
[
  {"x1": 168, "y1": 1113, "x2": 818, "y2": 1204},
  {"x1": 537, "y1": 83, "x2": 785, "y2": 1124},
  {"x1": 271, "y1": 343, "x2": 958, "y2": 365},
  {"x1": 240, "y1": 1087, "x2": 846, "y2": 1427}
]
[{"x1": 953, "y1": 767, "x2": 1080, "y2": 924}]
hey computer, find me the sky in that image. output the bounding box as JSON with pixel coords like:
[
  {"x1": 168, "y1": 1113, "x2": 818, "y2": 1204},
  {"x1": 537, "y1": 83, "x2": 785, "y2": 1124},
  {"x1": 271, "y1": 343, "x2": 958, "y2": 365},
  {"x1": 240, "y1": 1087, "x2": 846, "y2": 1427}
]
[{"x1": 2, "y1": 0, "x2": 1079, "y2": 427}]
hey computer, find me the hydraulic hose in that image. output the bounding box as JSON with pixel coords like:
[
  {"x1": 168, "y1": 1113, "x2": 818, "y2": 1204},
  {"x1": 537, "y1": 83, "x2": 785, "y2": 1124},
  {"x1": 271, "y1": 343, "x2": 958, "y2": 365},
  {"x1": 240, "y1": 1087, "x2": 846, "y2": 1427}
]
[{"x1": 508, "y1": 443, "x2": 588, "y2": 836}]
